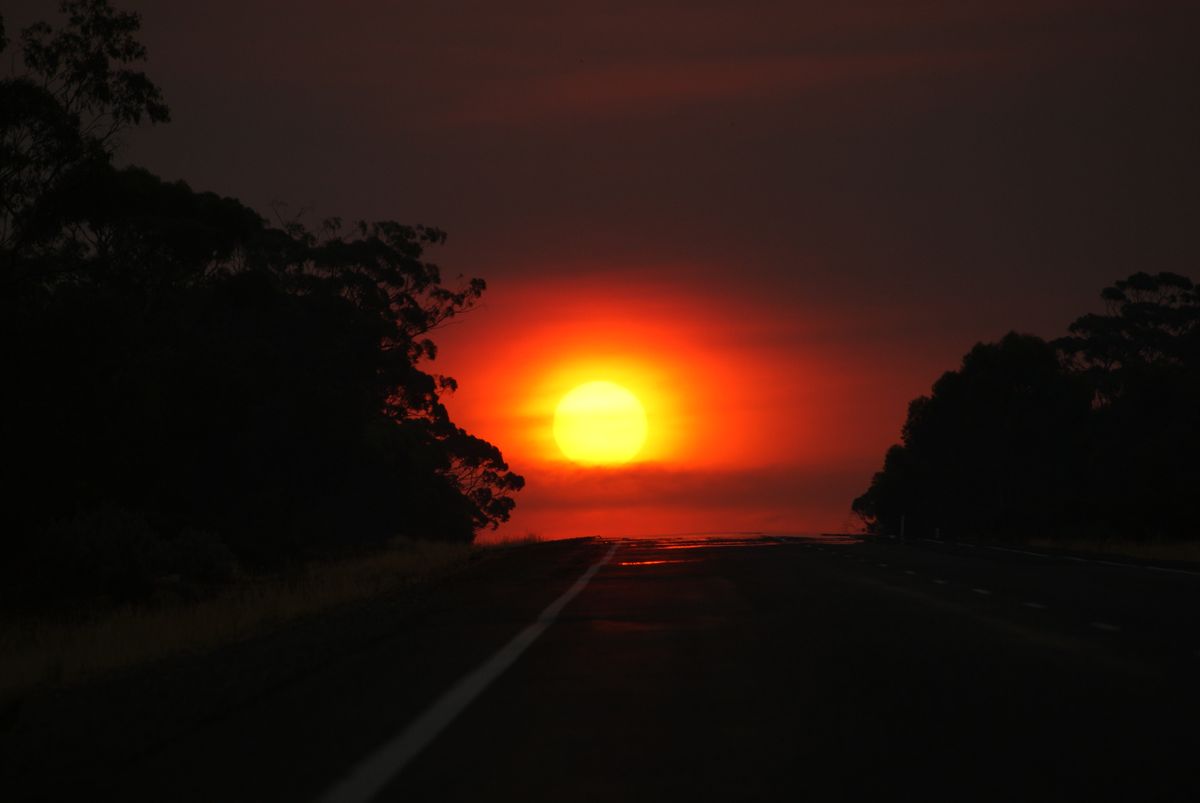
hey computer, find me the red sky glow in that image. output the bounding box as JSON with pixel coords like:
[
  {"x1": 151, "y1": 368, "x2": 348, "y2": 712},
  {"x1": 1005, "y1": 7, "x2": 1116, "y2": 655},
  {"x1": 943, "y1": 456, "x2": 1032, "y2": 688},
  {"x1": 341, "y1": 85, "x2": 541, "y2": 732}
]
[{"x1": 9, "y1": 0, "x2": 1195, "y2": 538}]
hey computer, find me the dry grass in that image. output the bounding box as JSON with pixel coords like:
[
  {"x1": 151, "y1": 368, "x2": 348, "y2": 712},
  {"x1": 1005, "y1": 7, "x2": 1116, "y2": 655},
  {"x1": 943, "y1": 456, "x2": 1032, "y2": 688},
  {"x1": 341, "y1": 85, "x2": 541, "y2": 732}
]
[
  {"x1": 0, "y1": 538, "x2": 473, "y2": 702},
  {"x1": 1026, "y1": 536, "x2": 1200, "y2": 564},
  {"x1": 481, "y1": 532, "x2": 544, "y2": 547}
]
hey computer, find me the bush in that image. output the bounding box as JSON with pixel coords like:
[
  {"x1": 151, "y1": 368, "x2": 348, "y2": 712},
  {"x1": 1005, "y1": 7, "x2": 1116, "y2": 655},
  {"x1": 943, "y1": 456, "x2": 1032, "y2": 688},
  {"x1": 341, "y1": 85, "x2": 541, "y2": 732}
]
[
  {"x1": 162, "y1": 529, "x2": 239, "y2": 585},
  {"x1": 40, "y1": 506, "x2": 165, "y2": 603}
]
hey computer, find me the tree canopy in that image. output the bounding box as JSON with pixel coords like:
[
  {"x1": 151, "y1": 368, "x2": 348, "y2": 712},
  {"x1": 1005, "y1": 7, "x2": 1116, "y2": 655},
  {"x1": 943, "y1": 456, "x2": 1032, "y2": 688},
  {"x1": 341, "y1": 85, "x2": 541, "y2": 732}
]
[
  {"x1": 1, "y1": 2, "x2": 522, "y2": 603},
  {"x1": 854, "y1": 273, "x2": 1199, "y2": 541}
]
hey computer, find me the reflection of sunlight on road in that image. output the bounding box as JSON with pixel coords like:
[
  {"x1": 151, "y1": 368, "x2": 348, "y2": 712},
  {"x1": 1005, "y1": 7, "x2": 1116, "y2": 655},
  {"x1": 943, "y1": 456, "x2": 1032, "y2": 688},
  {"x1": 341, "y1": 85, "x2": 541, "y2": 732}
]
[
  {"x1": 606, "y1": 532, "x2": 862, "y2": 551},
  {"x1": 655, "y1": 541, "x2": 782, "y2": 550}
]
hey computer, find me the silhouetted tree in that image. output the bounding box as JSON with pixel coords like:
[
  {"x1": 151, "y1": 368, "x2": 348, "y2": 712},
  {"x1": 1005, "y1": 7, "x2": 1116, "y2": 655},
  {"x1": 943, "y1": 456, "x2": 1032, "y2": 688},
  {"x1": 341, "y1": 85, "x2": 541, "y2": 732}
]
[
  {"x1": 853, "y1": 333, "x2": 1091, "y2": 540},
  {"x1": 1057, "y1": 272, "x2": 1200, "y2": 402},
  {"x1": 1055, "y1": 272, "x2": 1200, "y2": 537},
  {"x1": 1, "y1": 0, "x2": 168, "y2": 280},
  {"x1": 855, "y1": 274, "x2": 1200, "y2": 542},
  {"x1": 1, "y1": 3, "x2": 522, "y2": 603}
]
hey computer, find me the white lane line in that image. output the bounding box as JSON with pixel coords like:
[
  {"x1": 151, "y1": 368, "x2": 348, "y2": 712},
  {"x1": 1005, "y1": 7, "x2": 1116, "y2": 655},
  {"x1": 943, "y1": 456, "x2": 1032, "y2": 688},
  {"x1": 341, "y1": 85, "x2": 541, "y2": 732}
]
[
  {"x1": 877, "y1": 562, "x2": 889, "y2": 567},
  {"x1": 904, "y1": 570, "x2": 917, "y2": 576},
  {"x1": 317, "y1": 543, "x2": 618, "y2": 803},
  {"x1": 1090, "y1": 621, "x2": 1121, "y2": 633},
  {"x1": 1142, "y1": 564, "x2": 1200, "y2": 577},
  {"x1": 1090, "y1": 558, "x2": 1143, "y2": 569},
  {"x1": 1022, "y1": 601, "x2": 1048, "y2": 610},
  {"x1": 971, "y1": 588, "x2": 992, "y2": 596},
  {"x1": 932, "y1": 579, "x2": 949, "y2": 585}
]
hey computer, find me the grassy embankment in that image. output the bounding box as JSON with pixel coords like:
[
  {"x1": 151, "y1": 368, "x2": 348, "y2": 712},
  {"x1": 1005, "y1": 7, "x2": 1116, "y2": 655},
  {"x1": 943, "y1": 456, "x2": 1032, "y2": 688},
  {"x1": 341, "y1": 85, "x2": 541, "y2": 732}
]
[{"x1": 0, "y1": 536, "x2": 537, "y2": 703}]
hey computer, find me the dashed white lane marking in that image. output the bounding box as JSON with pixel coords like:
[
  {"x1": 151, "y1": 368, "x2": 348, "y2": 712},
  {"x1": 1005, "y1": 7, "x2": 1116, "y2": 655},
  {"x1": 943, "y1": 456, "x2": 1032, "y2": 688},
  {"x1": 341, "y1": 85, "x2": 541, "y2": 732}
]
[
  {"x1": 317, "y1": 544, "x2": 619, "y2": 803},
  {"x1": 933, "y1": 579, "x2": 949, "y2": 585},
  {"x1": 1023, "y1": 601, "x2": 1048, "y2": 610},
  {"x1": 904, "y1": 570, "x2": 917, "y2": 576},
  {"x1": 877, "y1": 562, "x2": 889, "y2": 567},
  {"x1": 971, "y1": 588, "x2": 992, "y2": 596},
  {"x1": 1090, "y1": 621, "x2": 1121, "y2": 632}
]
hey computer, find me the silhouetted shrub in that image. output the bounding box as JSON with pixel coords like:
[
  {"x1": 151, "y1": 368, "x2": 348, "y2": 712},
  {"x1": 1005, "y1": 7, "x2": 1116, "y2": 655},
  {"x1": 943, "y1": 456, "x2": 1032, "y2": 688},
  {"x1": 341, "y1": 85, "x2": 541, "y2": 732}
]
[
  {"x1": 163, "y1": 530, "x2": 239, "y2": 586},
  {"x1": 40, "y1": 507, "x2": 165, "y2": 603}
]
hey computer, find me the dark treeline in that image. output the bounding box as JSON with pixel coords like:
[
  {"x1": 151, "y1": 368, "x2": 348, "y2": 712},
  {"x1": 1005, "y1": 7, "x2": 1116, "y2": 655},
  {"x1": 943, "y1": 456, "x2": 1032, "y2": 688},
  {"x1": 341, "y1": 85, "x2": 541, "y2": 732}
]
[
  {"x1": 1, "y1": 2, "x2": 523, "y2": 604},
  {"x1": 853, "y1": 272, "x2": 1200, "y2": 542}
]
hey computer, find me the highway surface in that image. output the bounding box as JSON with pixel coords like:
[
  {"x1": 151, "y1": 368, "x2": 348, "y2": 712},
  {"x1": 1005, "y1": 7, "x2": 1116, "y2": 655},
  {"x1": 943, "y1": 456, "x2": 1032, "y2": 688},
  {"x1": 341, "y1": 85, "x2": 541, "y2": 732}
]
[{"x1": 8, "y1": 534, "x2": 1200, "y2": 801}]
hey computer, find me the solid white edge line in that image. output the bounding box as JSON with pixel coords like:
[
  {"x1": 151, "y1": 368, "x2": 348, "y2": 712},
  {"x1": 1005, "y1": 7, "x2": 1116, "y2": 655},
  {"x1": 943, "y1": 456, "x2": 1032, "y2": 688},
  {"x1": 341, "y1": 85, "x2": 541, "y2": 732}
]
[
  {"x1": 316, "y1": 543, "x2": 619, "y2": 803},
  {"x1": 1142, "y1": 564, "x2": 1200, "y2": 577}
]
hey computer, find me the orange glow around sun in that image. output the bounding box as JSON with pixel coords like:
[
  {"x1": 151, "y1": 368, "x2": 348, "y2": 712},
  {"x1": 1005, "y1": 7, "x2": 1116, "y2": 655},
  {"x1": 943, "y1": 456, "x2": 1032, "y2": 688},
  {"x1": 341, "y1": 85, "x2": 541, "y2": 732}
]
[
  {"x1": 428, "y1": 271, "x2": 907, "y2": 538},
  {"x1": 432, "y1": 275, "x2": 798, "y2": 472}
]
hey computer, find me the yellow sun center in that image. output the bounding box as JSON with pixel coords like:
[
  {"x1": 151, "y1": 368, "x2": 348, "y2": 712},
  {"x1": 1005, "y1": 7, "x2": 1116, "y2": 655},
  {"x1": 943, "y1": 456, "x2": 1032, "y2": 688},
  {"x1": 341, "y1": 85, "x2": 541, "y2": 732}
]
[{"x1": 553, "y1": 381, "x2": 648, "y2": 465}]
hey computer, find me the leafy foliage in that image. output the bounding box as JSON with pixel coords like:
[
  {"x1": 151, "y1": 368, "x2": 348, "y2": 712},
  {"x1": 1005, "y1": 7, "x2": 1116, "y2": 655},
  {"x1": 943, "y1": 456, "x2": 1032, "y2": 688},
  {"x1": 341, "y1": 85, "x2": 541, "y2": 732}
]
[
  {"x1": 1056, "y1": 271, "x2": 1200, "y2": 403},
  {"x1": 1, "y1": 1, "x2": 168, "y2": 272}
]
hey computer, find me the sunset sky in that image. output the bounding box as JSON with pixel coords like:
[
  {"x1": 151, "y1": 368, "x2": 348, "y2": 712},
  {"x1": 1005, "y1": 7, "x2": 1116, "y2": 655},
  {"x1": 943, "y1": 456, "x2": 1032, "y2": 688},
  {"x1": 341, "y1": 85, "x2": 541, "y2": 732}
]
[{"x1": 12, "y1": 0, "x2": 1197, "y2": 537}]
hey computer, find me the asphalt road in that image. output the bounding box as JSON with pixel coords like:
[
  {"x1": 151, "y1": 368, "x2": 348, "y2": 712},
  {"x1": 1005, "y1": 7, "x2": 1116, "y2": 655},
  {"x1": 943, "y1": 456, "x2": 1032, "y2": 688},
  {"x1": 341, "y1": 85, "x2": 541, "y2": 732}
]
[{"x1": 13, "y1": 535, "x2": 1200, "y2": 801}]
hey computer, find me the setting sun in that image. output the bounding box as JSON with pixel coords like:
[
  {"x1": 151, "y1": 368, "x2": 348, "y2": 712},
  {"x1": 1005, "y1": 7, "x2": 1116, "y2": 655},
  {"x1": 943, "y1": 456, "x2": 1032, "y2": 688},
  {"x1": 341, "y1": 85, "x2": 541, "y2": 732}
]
[{"x1": 553, "y1": 381, "x2": 648, "y2": 465}]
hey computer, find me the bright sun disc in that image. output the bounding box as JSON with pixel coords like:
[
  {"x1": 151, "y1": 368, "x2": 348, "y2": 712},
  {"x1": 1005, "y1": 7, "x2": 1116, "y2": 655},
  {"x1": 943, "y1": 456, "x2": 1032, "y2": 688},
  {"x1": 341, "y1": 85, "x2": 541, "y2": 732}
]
[{"x1": 554, "y1": 381, "x2": 648, "y2": 465}]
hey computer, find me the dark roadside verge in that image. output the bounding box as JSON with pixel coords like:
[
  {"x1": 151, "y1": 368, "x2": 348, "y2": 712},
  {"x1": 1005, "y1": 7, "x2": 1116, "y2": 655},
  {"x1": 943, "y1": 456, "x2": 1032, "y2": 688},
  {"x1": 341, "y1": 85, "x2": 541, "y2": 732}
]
[
  {"x1": 1020, "y1": 537, "x2": 1200, "y2": 572},
  {"x1": 0, "y1": 537, "x2": 605, "y2": 802},
  {"x1": 1, "y1": 538, "x2": 475, "y2": 701},
  {"x1": 865, "y1": 532, "x2": 1200, "y2": 574}
]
